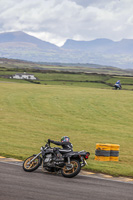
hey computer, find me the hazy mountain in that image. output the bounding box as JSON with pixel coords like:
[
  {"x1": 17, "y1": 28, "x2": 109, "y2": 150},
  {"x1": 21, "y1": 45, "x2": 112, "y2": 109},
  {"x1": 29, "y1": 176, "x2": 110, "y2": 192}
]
[
  {"x1": 62, "y1": 38, "x2": 115, "y2": 51},
  {"x1": 0, "y1": 31, "x2": 59, "y2": 50},
  {"x1": 62, "y1": 38, "x2": 133, "y2": 54},
  {"x1": 0, "y1": 31, "x2": 133, "y2": 69},
  {"x1": 61, "y1": 38, "x2": 133, "y2": 68}
]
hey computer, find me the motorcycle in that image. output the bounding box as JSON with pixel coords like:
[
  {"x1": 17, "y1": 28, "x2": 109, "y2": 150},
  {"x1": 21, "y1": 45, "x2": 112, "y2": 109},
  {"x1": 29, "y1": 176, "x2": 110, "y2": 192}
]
[
  {"x1": 114, "y1": 80, "x2": 122, "y2": 90},
  {"x1": 23, "y1": 140, "x2": 90, "y2": 178}
]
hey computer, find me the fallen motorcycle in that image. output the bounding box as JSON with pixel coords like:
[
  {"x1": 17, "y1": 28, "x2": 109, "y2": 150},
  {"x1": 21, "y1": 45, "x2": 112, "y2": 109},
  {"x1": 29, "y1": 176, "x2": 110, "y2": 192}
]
[{"x1": 23, "y1": 140, "x2": 90, "y2": 178}]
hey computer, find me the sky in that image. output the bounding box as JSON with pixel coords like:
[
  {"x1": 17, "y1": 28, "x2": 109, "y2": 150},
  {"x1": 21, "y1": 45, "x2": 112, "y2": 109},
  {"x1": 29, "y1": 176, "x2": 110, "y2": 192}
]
[{"x1": 0, "y1": 0, "x2": 133, "y2": 46}]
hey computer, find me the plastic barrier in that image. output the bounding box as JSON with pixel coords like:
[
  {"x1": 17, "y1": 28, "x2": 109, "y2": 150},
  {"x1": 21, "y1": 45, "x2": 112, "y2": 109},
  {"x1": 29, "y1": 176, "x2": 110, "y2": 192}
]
[
  {"x1": 110, "y1": 144, "x2": 120, "y2": 161},
  {"x1": 95, "y1": 143, "x2": 120, "y2": 161}
]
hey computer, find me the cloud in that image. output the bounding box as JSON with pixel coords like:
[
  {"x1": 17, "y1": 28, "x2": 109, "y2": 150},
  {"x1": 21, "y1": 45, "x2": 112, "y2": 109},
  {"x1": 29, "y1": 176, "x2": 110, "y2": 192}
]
[{"x1": 0, "y1": 0, "x2": 133, "y2": 46}]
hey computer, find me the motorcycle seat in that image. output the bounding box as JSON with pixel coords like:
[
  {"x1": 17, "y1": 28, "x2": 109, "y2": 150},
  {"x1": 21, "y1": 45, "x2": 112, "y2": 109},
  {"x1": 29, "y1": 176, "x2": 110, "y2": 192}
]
[{"x1": 59, "y1": 149, "x2": 72, "y2": 154}]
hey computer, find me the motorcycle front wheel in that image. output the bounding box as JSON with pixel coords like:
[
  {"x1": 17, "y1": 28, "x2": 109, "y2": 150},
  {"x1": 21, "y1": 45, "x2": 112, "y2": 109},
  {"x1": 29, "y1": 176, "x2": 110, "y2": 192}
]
[
  {"x1": 61, "y1": 159, "x2": 81, "y2": 178},
  {"x1": 23, "y1": 155, "x2": 41, "y2": 172}
]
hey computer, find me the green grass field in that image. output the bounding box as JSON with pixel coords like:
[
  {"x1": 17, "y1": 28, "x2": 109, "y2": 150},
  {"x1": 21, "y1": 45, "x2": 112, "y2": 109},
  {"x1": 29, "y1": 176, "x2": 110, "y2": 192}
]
[
  {"x1": 1, "y1": 69, "x2": 133, "y2": 90},
  {"x1": 0, "y1": 82, "x2": 133, "y2": 177}
]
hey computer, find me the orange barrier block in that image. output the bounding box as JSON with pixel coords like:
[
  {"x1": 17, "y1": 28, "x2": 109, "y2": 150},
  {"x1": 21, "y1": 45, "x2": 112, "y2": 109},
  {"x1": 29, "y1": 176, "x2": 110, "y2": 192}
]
[
  {"x1": 95, "y1": 143, "x2": 120, "y2": 162},
  {"x1": 110, "y1": 144, "x2": 120, "y2": 161}
]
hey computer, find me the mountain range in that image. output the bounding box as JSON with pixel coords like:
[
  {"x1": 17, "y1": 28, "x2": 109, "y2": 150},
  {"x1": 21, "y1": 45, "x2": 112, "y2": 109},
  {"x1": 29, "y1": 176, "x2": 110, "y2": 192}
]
[{"x1": 0, "y1": 31, "x2": 133, "y2": 69}]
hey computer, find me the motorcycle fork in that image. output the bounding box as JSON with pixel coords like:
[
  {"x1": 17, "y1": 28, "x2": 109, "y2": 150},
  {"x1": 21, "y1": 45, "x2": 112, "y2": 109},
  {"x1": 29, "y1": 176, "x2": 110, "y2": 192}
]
[{"x1": 28, "y1": 152, "x2": 42, "y2": 164}]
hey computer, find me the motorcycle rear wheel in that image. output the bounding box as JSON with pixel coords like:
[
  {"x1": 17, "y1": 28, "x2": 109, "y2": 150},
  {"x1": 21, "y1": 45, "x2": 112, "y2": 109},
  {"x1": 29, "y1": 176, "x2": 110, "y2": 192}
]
[
  {"x1": 23, "y1": 155, "x2": 41, "y2": 172},
  {"x1": 61, "y1": 159, "x2": 81, "y2": 178}
]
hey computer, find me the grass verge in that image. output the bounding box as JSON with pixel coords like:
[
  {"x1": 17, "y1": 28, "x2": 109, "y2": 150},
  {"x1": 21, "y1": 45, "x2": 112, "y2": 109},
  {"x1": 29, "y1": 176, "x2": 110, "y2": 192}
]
[{"x1": 0, "y1": 82, "x2": 133, "y2": 177}]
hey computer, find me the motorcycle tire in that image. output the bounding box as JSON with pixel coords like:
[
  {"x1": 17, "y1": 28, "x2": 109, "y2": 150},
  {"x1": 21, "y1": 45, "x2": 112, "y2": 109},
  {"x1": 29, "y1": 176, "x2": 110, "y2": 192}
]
[
  {"x1": 61, "y1": 159, "x2": 81, "y2": 178},
  {"x1": 23, "y1": 155, "x2": 42, "y2": 172}
]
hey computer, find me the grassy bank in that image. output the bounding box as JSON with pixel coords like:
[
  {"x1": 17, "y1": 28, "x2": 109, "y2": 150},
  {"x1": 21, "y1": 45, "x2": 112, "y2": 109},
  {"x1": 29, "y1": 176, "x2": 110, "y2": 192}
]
[{"x1": 0, "y1": 82, "x2": 133, "y2": 177}]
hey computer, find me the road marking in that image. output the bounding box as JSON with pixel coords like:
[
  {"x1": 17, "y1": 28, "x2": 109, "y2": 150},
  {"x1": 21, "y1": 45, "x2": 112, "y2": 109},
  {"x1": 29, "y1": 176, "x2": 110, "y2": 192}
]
[
  {"x1": 80, "y1": 171, "x2": 95, "y2": 175},
  {"x1": 103, "y1": 174, "x2": 113, "y2": 178},
  {"x1": 0, "y1": 157, "x2": 22, "y2": 162}
]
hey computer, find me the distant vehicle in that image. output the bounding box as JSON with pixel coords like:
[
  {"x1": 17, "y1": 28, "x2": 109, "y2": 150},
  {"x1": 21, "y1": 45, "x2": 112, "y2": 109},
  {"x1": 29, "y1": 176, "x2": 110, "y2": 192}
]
[{"x1": 114, "y1": 80, "x2": 122, "y2": 90}]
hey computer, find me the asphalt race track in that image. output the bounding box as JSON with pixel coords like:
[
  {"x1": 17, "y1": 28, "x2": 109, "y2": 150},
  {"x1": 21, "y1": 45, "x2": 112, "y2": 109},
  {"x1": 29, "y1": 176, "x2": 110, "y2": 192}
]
[{"x1": 0, "y1": 162, "x2": 133, "y2": 200}]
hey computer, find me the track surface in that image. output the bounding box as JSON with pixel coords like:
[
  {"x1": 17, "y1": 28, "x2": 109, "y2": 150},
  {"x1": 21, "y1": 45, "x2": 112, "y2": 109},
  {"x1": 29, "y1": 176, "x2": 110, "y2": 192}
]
[{"x1": 0, "y1": 162, "x2": 133, "y2": 200}]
